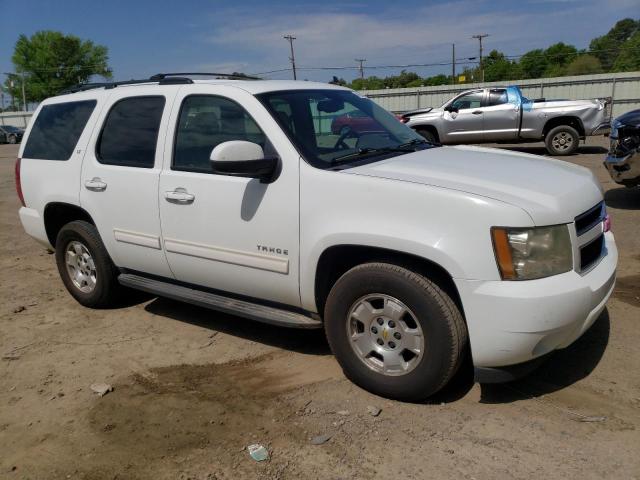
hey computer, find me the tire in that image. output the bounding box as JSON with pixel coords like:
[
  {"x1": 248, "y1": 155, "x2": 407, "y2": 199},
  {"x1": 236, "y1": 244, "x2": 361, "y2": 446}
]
[
  {"x1": 55, "y1": 220, "x2": 122, "y2": 308},
  {"x1": 324, "y1": 262, "x2": 467, "y2": 401},
  {"x1": 8, "y1": 135, "x2": 17, "y2": 144},
  {"x1": 545, "y1": 125, "x2": 579, "y2": 156}
]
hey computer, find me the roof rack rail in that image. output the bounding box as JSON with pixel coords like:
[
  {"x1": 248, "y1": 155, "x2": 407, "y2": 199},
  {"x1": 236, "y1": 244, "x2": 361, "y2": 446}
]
[
  {"x1": 150, "y1": 72, "x2": 261, "y2": 81},
  {"x1": 60, "y1": 71, "x2": 259, "y2": 95}
]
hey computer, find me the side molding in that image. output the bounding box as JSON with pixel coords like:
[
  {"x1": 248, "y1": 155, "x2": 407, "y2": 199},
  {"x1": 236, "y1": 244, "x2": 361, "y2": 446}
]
[
  {"x1": 113, "y1": 229, "x2": 161, "y2": 249},
  {"x1": 164, "y1": 237, "x2": 289, "y2": 274}
]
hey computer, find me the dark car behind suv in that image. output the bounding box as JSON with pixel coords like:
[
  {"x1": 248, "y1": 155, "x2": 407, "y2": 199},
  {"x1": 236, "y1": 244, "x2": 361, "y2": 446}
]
[
  {"x1": 604, "y1": 109, "x2": 640, "y2": 187},
  {"x1": 0, "y1": 125, "x2": 25, "y2": 144}
]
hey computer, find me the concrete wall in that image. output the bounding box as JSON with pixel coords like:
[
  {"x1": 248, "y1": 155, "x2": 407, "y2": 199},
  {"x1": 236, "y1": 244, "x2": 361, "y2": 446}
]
[
  {"x1": 360, "y1": 71, "x2": 640, "y2": 118},
  {"x1": 0, "y1": 111, "x2": 32, "y2": 128}
]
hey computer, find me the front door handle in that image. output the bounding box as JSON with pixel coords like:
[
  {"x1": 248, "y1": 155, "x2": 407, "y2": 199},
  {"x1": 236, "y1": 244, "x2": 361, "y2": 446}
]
[
  {"x1": 472, "y1": 110, "x2": 483, "y2": 115},
  {"x1": 84, "y1": 177, "x2": 107, "y2": 192},
  {"x1": 165, "y1": 188, "x2": 195, "y2": 204}
]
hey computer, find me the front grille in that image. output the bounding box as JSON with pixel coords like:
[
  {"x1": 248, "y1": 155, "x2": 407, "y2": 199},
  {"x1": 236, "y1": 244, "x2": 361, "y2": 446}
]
[
  {"x1": 580, "y1": 235, "x2": 604, "y2": 271},
  {"x1": 575, "y1": 202, "x2": 604, "y2": 236},
  {"x1": 575, "y1": 202, "x2": 606, "y2": 273}
]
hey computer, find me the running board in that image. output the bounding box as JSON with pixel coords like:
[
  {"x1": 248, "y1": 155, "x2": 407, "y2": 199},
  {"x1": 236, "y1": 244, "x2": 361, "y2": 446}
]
[{"x1": 118, "y1": 273, "x2": 322, "y2": 329}]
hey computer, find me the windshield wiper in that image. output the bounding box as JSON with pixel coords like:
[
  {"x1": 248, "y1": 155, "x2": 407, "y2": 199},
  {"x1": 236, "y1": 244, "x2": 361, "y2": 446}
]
[{"x1": 330, "y1": 145, "x2": 417, "y2": 165}]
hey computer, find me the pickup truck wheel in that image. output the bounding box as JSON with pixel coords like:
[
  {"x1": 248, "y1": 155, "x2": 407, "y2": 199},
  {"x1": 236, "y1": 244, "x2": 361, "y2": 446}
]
[
  {"x1": 545, "y1": 125, "x2": 579, "y2": 156},
  {"x1": 55, "y1": 220, "x2": 121, "y2": 308},
  {"x1": 415, "y1": 128, "x2": 437, "y2": 144},
  {"x1": 324, "y1": 263, "x2": 467, "y2": 401}
]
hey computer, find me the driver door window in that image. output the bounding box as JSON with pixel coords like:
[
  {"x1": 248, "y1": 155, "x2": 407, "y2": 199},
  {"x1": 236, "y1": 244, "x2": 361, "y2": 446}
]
[{"x1": 450, "y1": 91, "x2": 483, "y2": 111}]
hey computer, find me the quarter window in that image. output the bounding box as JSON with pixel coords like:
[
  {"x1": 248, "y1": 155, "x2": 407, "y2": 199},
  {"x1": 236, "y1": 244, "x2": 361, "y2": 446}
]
[
  {"x1": 173, "y1": 95, "x2": 266, "y2": 173},
  {"x1": 97, "y1": 96, "x2": 165, "y2": 168},
  {"x1": 487, "y1": 89, "x2": 508, "y2": 106},
  {"x1": 23, "y1": 100, "x2": 96, "y2": 160}
]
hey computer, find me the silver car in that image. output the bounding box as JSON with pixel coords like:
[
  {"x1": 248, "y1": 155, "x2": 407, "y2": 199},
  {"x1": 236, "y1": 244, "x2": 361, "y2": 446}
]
[{"x1": 401, "y1": 86, "x2": 610, "y2": 156}]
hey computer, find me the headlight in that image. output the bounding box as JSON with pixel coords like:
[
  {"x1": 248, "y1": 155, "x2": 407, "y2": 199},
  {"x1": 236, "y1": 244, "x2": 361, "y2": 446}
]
[{"x1": 491, "y1": 225, "x2": 573, "y2": 280}]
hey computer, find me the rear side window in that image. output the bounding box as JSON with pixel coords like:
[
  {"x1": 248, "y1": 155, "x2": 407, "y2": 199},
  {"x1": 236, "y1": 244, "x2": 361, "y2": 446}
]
[
  {"x1": 97, "y1": 96, "x2": 165, "y2": 168},
  {"x1": 487, "y1": 89, "x2": 508, "y2": 106},
  {"x1": 173, "y1": 95, "x2": 266, "y2": 173},
  {"x1": 23, "y1": 100, "x2": 97, "y2": 160}
]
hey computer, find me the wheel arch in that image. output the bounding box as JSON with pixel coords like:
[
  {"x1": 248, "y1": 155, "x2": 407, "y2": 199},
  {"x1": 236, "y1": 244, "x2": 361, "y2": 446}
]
[
  {"x1": 543, "y1": 116, "x2": 585, "y2": 138},
  {"x1": 412, "y1": 124, "x2": 440, "y2": 143},
  {"x1": 314, "y1": 244, "x2": 464, "y2": 319},
  {"x1": 44, "y1": 202, "x2": 96, "y2": 247}
]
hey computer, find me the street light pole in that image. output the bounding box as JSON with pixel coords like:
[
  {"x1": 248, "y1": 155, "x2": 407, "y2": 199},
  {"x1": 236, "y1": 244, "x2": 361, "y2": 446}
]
[
  {"x1": 283, "y1": 35, "x2": 297, "y2": 80},
  {"x1": 472, "y1": 34, "x2": 489, "y2": 83},
  {"x1": 20, "y1": 72, "x2": 26, "y2": 111},
  {"x1": 3, "y1": 72, "x2": 27, "y2": 111}
]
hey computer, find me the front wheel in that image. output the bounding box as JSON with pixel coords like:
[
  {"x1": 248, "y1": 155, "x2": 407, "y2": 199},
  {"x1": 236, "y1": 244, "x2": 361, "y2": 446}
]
[
  {"x1": 415, "y1": 128, "x2": 437, "y2": 144},
  {"x1": 545, "y1": 125, "x2": 579, "y2": 156},
  {"x1": 324, "y1": 263, "x2": 467, "y2": 401},
  {"x1": 8, "y1": 135, "x2": 17, "y2": 144}
]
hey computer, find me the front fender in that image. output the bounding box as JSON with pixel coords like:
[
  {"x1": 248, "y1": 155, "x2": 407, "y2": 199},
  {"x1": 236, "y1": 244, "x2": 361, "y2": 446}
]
[{"x1": 299, "y1": 162, "x2": 533, "y2": 312}]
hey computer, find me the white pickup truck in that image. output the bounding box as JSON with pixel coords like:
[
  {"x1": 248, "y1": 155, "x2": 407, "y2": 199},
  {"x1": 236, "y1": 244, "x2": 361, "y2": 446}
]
[{"x1": 16, "y1": 74, "x2": 617, "y2": 400}]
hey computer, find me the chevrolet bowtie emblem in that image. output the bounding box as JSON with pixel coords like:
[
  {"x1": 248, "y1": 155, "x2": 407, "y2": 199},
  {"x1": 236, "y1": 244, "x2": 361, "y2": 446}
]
[{"x1": 382, "y1": 329, "x2": 388, "y2": 341}]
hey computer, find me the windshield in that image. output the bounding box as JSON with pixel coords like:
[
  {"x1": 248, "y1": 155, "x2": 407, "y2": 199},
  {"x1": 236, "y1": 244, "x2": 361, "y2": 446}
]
[
  {"x1": 257, "y1": 89, "x2": 432, "y2": 169},
  {"x1": 2, "y1": 126, "x2": 22, "y2": 133}
]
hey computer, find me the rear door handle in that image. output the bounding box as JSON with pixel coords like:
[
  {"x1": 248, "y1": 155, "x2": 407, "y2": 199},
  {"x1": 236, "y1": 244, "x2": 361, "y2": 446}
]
[
  {"x1": 165, "y1": 188, "x2": 195, "y2": 204},
  {"x1": 472, "y1": 110, "x2": 483, "y2": 115},
  {"x1": 84, "y1": 177, "x2": 107, "y2": 192}
]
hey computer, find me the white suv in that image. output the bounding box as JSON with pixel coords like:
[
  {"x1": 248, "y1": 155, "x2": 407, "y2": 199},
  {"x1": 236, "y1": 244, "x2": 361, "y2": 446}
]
[{"x1": 16, "y1": 73, "x2": 617, "y2": 400}]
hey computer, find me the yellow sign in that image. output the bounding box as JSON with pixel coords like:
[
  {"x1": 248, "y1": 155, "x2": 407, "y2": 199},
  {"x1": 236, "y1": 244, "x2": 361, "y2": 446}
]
[{"x1": 458, "y1": 75, "x2": 466, "y2": 83}]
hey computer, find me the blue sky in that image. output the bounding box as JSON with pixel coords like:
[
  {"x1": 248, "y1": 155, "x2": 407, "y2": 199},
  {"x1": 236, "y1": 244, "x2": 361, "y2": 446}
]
[{"x1": 1, "y1": 0, "x2": 639, "y2": 83}]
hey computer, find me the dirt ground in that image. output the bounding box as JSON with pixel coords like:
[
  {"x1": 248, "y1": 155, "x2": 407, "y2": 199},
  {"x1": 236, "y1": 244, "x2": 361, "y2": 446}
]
[{"x1": 1, "y1": 137, "x2": 639, "y2": 480}]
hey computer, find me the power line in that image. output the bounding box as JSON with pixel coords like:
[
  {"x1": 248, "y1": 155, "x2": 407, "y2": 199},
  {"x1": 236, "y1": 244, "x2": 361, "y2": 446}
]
[{"x1": 253, "y1": 45, "x2": 640, "y2": 77}]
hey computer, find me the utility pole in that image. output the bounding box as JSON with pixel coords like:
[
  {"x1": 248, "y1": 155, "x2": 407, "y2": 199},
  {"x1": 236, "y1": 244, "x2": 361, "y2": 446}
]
[
  {"x1": 451, "y1": 44, "x2": 456, "y2": 85},
  {"x1": 283, "y1": 35, "x2": 297, "y2": 80},
  {"x1": 355, "y1": 58, "x2": 366, "y2": 80},
  {"x1": 471, "y1": 34, "x2": 489, "y2": 83}
]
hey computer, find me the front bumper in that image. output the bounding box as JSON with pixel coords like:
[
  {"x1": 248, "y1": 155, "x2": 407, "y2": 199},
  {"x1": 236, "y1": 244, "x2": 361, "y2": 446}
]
[
  {"x1": 455, "y1": 232, "x2": 617, "y2": 369},
  {"x1": 604, "y1": 150, "x2": 640, "y2": 186}
]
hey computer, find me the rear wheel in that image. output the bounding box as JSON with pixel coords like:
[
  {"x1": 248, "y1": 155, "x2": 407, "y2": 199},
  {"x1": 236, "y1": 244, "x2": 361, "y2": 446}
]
[
  {"x1": 55, "y1": 221, "x2": 122, "y2": 308},
  {"x1": 545, "y1": 125, "x2": 579, "y2": 156},
  {"x1": 8, "y1": 135, "x2": 17, "y2": 144},
  {"x1": 324, "y1": 263, "x2": 467, "y2": 401}
]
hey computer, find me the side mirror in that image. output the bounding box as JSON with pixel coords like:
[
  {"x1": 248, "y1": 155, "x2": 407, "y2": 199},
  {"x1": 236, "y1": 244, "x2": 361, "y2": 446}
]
[
  {"x1": 444, "y1": 105, "x2": 459, "y2": 113},
  {"x1": 210, "y1": 141, "x2": 279, "y2": 183}
]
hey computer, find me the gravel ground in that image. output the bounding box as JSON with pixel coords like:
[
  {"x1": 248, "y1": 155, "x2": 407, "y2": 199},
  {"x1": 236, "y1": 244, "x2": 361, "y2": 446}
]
[{"x1": 1, "y1": 137, "x2": 639, "y2": 479}]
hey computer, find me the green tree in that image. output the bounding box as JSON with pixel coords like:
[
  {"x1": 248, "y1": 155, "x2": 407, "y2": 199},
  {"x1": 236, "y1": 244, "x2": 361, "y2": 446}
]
[
  {"x1": 519, "y1": 49, "x2": 547, "y2": 78},
  {"x1": 590, "y1": 18, "x2": 640, "y2": 70},
  {"x1": 565, "y1": 54, "x2": 603, "y2": 75},
  {"x1": 483, "y1": 50, "x2": 522, "y2": 82},
  {"x1": 543, "y1": 42, "x2": 578, "y2": 76},
  {"x1": 424, "y1": 74, "x2": 450, "y2": 86},
  {"x1": 613, "y1": 30, "x2": 640, "y2": 71},
  {"x1": 5, "y1": 31, "x2": 112, "y2": 103},
  {"x1": 383, "y1": 70, "x2": 422, "y2": 88}
]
